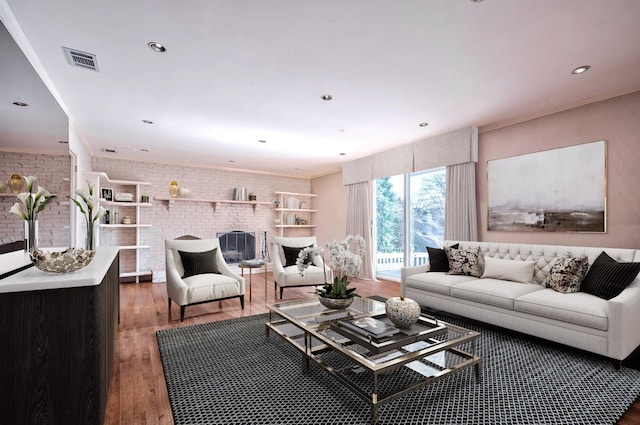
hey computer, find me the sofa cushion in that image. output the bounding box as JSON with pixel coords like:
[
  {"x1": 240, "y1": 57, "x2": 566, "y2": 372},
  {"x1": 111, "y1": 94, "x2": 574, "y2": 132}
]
[
  {"x1": 515, "y1": 289, "x2": 608, "y2": 330},
  {"x1": 581, "y1": 251, "x2": 640, "y2": 300},
  {"x1": 481, "y1": 256, "x2": 536, "y2": 283},
  {"x1": 447, "y1": 247, "x2": 482, "y2": 277},
  {"x1": 282, "y1": 245, "x2": 312, "y2": 267},
  {"x1": 451, "y1": 279, "x2": 543, "y2": 310},
  {"x1": 543, "y1": 254, "x2": 589, "y2": 293},
  {"x1": 184, "y1": 273, "x2": 240, "y2": 303},
  {"x1": 426, "y1": 243, "x2": 459, "y2": 272},
  {"x1": 178, "y1": 249, "x2": 220, "y2": 278},
  {"x1": 405, "y1": 272, "x2": 478, "y2": 296}
]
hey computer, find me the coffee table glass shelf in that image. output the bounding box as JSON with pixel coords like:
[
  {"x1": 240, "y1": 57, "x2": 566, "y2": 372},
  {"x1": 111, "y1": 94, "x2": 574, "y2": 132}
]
[{"x1": 266, "y1": 297, "x2": 481, "y2": 424}]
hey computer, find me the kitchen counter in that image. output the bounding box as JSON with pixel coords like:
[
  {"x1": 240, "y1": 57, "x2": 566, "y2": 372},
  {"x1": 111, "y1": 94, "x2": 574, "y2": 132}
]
[{"x1": 0, "y1": 246, "x2": 119, "y2": 293}]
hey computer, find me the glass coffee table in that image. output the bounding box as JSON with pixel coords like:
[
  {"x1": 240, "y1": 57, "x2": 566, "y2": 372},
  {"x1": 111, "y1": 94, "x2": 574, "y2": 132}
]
[{"x1": 266, "y1": 297, "x2": 482, "y2": 424}]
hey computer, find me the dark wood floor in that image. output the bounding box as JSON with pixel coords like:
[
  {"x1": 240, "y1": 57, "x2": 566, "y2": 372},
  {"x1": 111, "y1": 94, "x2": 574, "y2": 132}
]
[{"x1": 105, "y1": 275, "x2": 640, "y2": 425}]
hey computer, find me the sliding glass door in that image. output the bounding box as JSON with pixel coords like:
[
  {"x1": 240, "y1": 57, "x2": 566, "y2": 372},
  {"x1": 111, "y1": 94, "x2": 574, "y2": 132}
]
[{"x1": 375, "y1": 167, "x2": 445, "y2": 280}]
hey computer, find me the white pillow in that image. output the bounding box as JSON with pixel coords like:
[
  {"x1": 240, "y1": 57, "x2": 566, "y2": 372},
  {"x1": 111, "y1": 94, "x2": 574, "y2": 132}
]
[{"x1": 481, "y1": 256, "x2": 536, "y2": 283}]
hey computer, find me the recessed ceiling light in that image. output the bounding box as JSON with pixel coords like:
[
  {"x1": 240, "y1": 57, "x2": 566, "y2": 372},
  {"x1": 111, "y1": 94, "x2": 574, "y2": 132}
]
[
  {"x1": 339, "y1": 152, "x2": 346, "y2": 156},
  {"x1": 102, "y1": 148, "x2": 117, "y2": 153},
  {"x1": 140, "y1": 148, "x2": 149, "y2": 152},
  {"x1": 229, "y1": 160, "x2": 236, "y2": 163},
  {"x1": 58, "y1": 140, "x2": 69, "y2": 144},
  {"x1": 572, "y1": 65, "x2": 590, "y2": 75},
  {"x1": 258, "y1": 140, "x2": 267, "y2": 143},
  {"x1": 470, "y1": 0, "x2": 484, "y2": 2},
  {"x1": 295, "y1": 168, "x2": 301, "y2": 171},
  {"x1": 12, "y1": 101, "x2": 28, "y2": 107},
  {"x1": 419, "y1": 122, "x2": 429, "y2": 127},
  {"x1": 142, "y1": 119, "x2": 154, "y2": 124},
  {"x1": 147, "y1": 42, "x2": 166, "y2": 53},
  {"x1": 321, "y1": 94, "x2": 333, "y2": 101}
]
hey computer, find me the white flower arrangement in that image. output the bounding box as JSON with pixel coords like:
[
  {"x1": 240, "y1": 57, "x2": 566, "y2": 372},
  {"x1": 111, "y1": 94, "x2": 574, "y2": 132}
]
[
  {"x1": 9, "y1": 175, "x2": 57, "y2": 221},
  {"x1": 297, "y1": 235, "x2": 366, "y2": 299},
  {"x1": 67, "y1": 180, "x2": 106, "y2": 250}
]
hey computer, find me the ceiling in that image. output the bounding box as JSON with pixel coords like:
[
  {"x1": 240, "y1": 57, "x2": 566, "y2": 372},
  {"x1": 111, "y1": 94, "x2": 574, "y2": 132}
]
[{"x1": 1, "y1": 0, "x2": 640, "y2": 178}]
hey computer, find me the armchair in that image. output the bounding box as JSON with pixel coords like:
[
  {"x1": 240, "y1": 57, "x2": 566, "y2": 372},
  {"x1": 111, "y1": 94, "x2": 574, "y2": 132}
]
[
  {"x1": 272, "y1": 236, "x2": 333, "y2": 299},
  {"x1": 165, "y1": 238, "x2": 245, "y2": 321}
]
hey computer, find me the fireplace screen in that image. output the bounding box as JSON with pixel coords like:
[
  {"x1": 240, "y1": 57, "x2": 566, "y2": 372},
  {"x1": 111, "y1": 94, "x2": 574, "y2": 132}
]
[{"x1": 216, "y1": 231, "x2": 256, "y2": 264}]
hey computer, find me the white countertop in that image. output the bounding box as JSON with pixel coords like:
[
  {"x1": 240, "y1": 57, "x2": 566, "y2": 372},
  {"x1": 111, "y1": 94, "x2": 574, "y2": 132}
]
[{"x1": 0, "y1": 247, "x2": 119, "y2": 293}]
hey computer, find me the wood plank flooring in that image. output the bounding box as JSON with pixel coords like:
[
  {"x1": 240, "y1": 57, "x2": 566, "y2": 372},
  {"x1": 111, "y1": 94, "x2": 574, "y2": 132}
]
[{"x1": 105, "y1": 275, "x2": 640, "y2": 425}]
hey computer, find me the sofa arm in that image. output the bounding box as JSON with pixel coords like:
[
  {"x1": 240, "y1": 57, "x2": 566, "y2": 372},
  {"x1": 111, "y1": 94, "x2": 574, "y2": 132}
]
[
  {"x1": 400, "y1": 264, "x2": 430, "y2": 296},
  {"x1": 607, "y1": 279, "x2": 640, "y2": 360}
]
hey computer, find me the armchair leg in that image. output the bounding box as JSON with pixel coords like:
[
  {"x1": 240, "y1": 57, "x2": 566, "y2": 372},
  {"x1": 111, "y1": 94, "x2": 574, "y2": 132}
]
[
  {"x1": 240, "y1": 295, "x2": 245, "y2": 309},
  {"x1": 180, "y1": 305, "x2": 186, "y2": 322},
  {"x1": 279, "y1": 287, "x2": 284, "y2": 299}
]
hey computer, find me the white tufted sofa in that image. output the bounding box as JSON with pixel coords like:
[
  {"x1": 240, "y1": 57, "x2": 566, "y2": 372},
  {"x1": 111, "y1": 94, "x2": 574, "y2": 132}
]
[{"x1": 401, "y1": 241, "x2": 640, "y2": 362}]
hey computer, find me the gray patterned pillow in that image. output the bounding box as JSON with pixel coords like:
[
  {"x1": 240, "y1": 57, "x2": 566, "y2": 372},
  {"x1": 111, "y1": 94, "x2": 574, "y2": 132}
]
[
  {"x1": 446, "y1": 248, "x2": 481, "y2": 277},
  {"x1": 544, "y1": 254, "x2": 589, "y2": 293}
]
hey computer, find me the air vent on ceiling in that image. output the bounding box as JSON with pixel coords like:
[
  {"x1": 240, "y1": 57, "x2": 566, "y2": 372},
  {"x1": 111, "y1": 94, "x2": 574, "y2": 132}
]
[{"x1": 63, "y1": 47, "x2": 99, "y2": 71}]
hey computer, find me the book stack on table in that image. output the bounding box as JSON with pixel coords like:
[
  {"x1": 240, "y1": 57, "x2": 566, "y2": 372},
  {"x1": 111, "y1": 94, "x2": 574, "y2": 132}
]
[{"x1": 340, "y1": 317, "x2": 399, "y2": 339}]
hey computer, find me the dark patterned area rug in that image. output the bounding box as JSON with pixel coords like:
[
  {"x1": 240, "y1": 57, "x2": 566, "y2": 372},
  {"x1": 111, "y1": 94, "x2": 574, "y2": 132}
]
[{"x1": 157, "y1": 310, "x2": 640, "y2": 425}]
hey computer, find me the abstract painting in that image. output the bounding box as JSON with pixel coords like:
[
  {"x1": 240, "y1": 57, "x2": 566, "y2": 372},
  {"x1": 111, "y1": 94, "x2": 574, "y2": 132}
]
[{"x1": 488, "y1": 140, "x2": 606, "y2": 232}]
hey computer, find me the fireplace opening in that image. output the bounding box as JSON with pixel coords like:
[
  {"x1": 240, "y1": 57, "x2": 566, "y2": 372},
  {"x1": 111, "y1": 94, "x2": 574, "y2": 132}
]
[{"x1": 216, "y1": 231, "x2": 256, "y2": 264}]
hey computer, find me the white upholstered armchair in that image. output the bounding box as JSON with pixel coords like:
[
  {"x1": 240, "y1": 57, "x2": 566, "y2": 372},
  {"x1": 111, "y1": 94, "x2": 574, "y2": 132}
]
[
  {"x1": 165, "y1": 238, "x2": 245, "y2": 321},
  {"x1": 272, "y1": 236, "x2": 333, "y2": 299}
]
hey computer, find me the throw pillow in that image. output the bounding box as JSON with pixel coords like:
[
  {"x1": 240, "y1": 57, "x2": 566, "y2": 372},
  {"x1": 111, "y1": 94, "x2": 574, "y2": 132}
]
[
  {"x1": 543, "y1": 254, "x2": 589, "y2": 293},
  {"x1": 282, "y1": 245, "x2": 312, "y2": 267},
  {"x1": 446, "y1": 247, "x2": 481, "y2": 277},
  {"x1": 426, "y1": 243, "x2": 460, "y2": 272},
  {"x1": 178, "y1": 249, "x2": 220, "y2": 278},
  {"x1": 481, "y1": 256, "x2": 537, "y2": 284},
  {"x1": 581, "y1": 251, "x2": 640, "y2": 300}
]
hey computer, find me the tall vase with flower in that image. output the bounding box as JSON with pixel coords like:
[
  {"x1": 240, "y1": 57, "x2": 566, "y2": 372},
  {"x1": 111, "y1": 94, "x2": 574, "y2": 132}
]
[
  {"x1": 9, "y1": 175, "x2": 57, "y2": 253},
  {"x1": 68, "y1": 180, "x2": 106, "y2": 251},
  {"x1": 297, "y1": 234, "x2": 366, "y2": 309}
]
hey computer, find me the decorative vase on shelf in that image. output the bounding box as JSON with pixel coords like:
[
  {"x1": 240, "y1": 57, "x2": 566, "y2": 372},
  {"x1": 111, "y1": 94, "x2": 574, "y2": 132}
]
[
  {"x1": 24, "y1": 220, "x2": 38, "y2": 253},
  {"x1": 385, "y1": 296, "x2": 421, "y2": 328},
  {"x1": 8, "y1": 173, "x2": 24, "y2": 194},
  {"x1": 319, "y1": 296, "x2": 354, "y2": 310},
  {"x1": 169, "y1": 181, "x2": 179, "y2": 198}
]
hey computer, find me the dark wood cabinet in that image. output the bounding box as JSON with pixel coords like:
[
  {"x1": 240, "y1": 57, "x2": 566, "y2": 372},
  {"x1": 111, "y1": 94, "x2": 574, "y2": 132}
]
[{"x1": 0, "y1": 250, "x2": 119, "y2": 425}]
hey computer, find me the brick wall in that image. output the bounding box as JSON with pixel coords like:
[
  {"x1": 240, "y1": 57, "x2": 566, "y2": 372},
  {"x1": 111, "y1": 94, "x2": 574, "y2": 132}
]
[
  {"x1": 92, "y1": 157, "x2": 313, "y2": 281},
  {"x1": 1, "y1": 152, "x2": 71, "y2": 247}
]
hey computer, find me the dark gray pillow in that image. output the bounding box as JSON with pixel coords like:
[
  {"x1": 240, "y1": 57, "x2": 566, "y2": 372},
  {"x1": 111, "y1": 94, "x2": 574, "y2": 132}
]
[
  {"x1": 426, "y1": 243, "x2": 459, "y2": 272},
  {"x1": 282, "y1": 245, "x2": 312, "y2": 267},
  {"x1": 581, "y1": 251, "x2": 640, "y2": 300},
  {"x1": 178, "y1": 249, "x2": 220, "y2": 278}
]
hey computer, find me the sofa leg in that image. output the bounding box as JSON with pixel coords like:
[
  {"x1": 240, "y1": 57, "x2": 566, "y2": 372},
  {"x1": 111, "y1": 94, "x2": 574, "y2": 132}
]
[
  {"x1": 180, "y1": 306, "x2": 186, "y2": 322},
  {"x1": 240, "y1": 295, "x2": 245, "y2": 309}
]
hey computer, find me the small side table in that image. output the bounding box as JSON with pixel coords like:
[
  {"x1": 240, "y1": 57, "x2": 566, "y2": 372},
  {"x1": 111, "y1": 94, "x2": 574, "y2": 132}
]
[{"x1": 239, "y1": 260, "x2": 267, "y2": 302}]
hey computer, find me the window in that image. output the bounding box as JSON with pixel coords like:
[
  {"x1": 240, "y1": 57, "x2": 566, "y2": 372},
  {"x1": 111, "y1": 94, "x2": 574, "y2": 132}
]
[{"x1": 375, "y1": 167, "x2": 445, "y2": 280}]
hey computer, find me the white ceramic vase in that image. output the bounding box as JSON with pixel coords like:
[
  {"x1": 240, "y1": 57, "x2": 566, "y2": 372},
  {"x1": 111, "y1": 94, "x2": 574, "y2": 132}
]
[{"x1": 385, "y1": 296, "x2": 421, "y2": 328}]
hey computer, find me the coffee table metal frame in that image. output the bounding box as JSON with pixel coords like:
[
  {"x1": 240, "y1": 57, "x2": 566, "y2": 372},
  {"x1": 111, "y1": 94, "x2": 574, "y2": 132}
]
[{"x1": 265, "y1": 297, "x2": 481, "y2": 424}]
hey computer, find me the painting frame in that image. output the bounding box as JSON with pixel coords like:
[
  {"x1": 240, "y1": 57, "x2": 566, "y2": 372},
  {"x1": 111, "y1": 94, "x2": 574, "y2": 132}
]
[
  {"x1": 487, "y1": 140, "x2": 606, "y2": 233},
  {"x1": 101, "y1": 188, "x2": 113, "y2": 202}
]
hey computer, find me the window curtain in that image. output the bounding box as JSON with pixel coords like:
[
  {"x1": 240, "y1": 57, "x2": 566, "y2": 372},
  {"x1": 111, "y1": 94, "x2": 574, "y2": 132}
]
[
  {"x1": 444, "y1": 162, "x2": 478, "y2": 242},
  {"x1": 347, "y1": 181, "x2": 374, "y2": 280}
]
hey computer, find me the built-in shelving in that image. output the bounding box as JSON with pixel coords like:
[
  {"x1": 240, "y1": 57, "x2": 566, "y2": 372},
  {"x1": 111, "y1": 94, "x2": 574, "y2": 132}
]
[
  {"x1": 88, "y1": 172, "x2": 152, "y2": 283},
  {"x1": 274, "y1": 191, "x2": 317, "y2": 236},
  {"x1": 155, "y1": 196, "x2": 271, "y2": 212}
]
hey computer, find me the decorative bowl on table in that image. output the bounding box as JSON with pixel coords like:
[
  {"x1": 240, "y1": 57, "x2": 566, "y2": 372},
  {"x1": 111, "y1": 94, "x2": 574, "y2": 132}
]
[
  {"x1": 319, "y1": 296, "x2": 354, "y2": 310},
  {"x1": 30, "y1": 248, "x2": 95, "y2": 273}
]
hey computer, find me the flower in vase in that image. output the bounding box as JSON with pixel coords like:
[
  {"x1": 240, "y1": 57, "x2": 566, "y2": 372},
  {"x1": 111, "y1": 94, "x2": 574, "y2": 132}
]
[
  {"x1": 9, "y1": 175, "x2": 57, "y2": 221},
  {"x1": 297, "y1": 235, "x2": 366, "y2": 299},
  {"x1": 67, "y1": 180, "x2": 106, "y2": 249}
]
